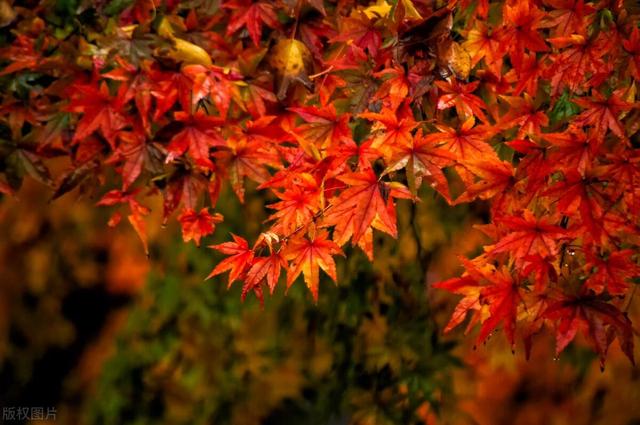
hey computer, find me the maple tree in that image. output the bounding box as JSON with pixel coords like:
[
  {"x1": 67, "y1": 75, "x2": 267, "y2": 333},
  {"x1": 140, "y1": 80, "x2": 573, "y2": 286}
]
[{"x1": 1, "y1": 0, "x2": 639, "y2": 368}]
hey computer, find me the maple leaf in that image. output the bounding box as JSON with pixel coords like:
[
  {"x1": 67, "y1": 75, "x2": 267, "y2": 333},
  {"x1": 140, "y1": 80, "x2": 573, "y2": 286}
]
[
  {"x1": 67, "y1": 82, "x2": 128, "y2": 149},
  {"x1": 499, "y1": 1, "x2": 548, "y2": 65},
  {"x1": 0, "y1": 34, "x2": 45, "y2": 76},
  {"x1": 432, "y1": 259, "x2": 484, "y2": 334},
  {"x1": 224, "y1": 0, "x2": 280, "y2": 47},
  {"x1": 299, "y1": 19, "x2": 335, "y2": 61},
  {"x1": 208, "y1": 234, "x2": 255, "y2": 286},
  {"x1": 434, "y1": 258, "x2": 522, "y2": 349},
  {"x1": 573, "y1": 90, "x2": 633, "y2": 139},
  {"x1": 427, "y1": 116, "x2": 497, "y2": 165},
  {"x1": 107, "y1": 125, "x2": 165, "y2": 190},
  {"x1": 462, "y1": 20, "x2": 500, "y2": 70},
  {"x1": 331, "y1": 9, "x2": 382, "y2": 57},
  {"x1": 584, "y1": 248, "x2": 640, "y2": 296},
  {"x1": 166, "y1": 111, "x2": 226, "y2": 170},
  {"x1": 245, "y1": 80, "x2": 277, "y2": 118},
  {"x1": 244, "y1": 252, "x2": 287, "y2": 297},
  {"x1": 543, "y1": 127, "x2": 599, "y2": 176},
  {"x1": 326, "y1": 137, "x2": 382, "y2": 172},
  {"x1": 162, "y1": 171, "x2": 208, "y2": 223},
  {"x1": 545, "y1": 292, "x2": 635, "y2": 367},
  {"x1": 285, "y1": 230, "x2": 343, "y2": 302},
  {"x1": 323, "y1": 169, "x2": 410, "y2": 258},
  {"x1": 384, "y1": 129, "x2": 456, "y2": 199},
  {"x1": 435, "y1": 79, "x2": 488, "y2": 122},
  {"x1": 542, "y1": 169, "x2": 610, "y2": 240},
  {"x1": 488, "y1": 209, "x2": 568, "y2": 265},
  {"x1": 505, "y1": 52, "x2": 544, "y2": 96},
  {"x1": 215, "y1": 118, "x2": 282, "y2": 202},
  {"x1": 182, "y1": 64, "x2": 242, "y2": 119},
  {"x1": 498, "y1": 93, "x2": 549, "y2": 138},
  {"x1": 520, "y1": 254, "x2": 559, "y2": 292},
  {"x1": 372, "y1": 66, "x2": 410, "y2": 110},
  {"x1": 359, "y1": 104, "x2": 418, "y2": 159},
  {"x1": 103, "y1": 57, "x2": 153, "y2": 132},
  {"x1": 289, "y1": 105, "x2": 352, "y2": 156},
  {"x1": 455, "y1": 159, "x2": 514, "y2": 204},
  {"x1": 541, "y1": 0, "x2": 596, "y2": 37},
  {"x1": 477, "y1": 269, "x2": 522, "y2": 349},
  {"x1": 508, "y1": 138, "x2": 552, "y2": 195},
  {"x1": 545, "y1": 34, "x2": 606, "y2": 97},
  {"x1": 178, "y1": 207, "x2": 224, "y2": 246},
  {"x1": 267, "y1": 173, "x2": 321, "y2": 234},
  {"x1": 595, "y1": 145, "x2": 640, "y2": 210},
  {"x1": 623, "y1": 27, "x2": 640, "y2": 80},
  {"x1": 148, "y1": 67, "x2": 194, "y2": 119}
]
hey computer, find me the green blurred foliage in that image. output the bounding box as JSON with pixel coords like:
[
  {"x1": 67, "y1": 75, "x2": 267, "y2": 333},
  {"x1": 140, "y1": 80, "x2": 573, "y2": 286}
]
[{"x1": 85, "y1": 186, "x2": 464, "y2": 425}]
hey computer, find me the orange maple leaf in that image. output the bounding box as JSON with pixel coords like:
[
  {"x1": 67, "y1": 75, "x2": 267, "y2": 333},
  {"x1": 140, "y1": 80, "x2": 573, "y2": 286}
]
[{"x1": 285, "y1": 231, "x2": 343, "y2": 301}]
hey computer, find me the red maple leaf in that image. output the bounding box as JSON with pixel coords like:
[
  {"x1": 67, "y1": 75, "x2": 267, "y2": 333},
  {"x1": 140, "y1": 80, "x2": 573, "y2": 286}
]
[
  {"x1": 244, "y1": 252, "x2": 287, "y2": 298},
  {"x1": 178, "y1": 207, "x2": 224, "y2": 246},
  {"x1": 267, "y1": 173, "x2": 321, "y2": 235},
  {"x1": 584, "y1": 248, "x2": 640, "y2": 295},
  {"x1": 455, "y1": 159, "x2": 515, "y2": 204},
  {"x1": 545, "y1": 292, "x2": 635, "y2": 367},
  {"x1": 289, "y1": 104, "x2": 352, "y2": 155},
  {"x1": 573, "y1": 90, "x2": 633, "y2": 139},
  {"x1": 384, "y1": 129, "x2": 456, "y2": 200},
  {"x1": 207, "y1": 234, "x2": 255, "y2": 286},
  {"x1": 166, "y1": 111, "x2": 226, "y2": 170},
  {"x1": 427, "y1": 117, "x2": 497, "y2": 165},
  {"x1": 499, "y1": 1, "x2": 548, "y2": 65},
  {"x1": 488, "y1": 209, "x2": 568, "y2": 264},
  {"x1": 434, "y1": 258, "x2": 522, "y2": 349},
  {"x1": 67, "y1": 81, "x2": 128, "y2": 149},
  {"x1": 435, "y1": 79, "x2": 488, "y2": 122},
  {"x1": 285, "y1": 231, "x2": 343, "y2": 301},
  {"x1": 323, "y1": 169, "x2": 411, "y2": 258},
  {"x1": 541, "y1": 0, "x2": 596, "y2": 37},
  {"x1": 224, "y1": 0, "x2": 280, "y2": 47}
]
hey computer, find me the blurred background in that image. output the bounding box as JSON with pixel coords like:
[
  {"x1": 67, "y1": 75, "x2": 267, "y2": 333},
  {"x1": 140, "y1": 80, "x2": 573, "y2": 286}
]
[{"x1": 1, "y1": 174, "x2": 639, "y2": 425}]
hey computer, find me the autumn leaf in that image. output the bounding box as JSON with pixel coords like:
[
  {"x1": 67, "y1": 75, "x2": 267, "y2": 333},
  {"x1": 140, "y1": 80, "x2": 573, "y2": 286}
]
[
  {"x1": 269, "y1": 39, "x2": 313, "y2": 100},
  {"x1": 178, "y1": 207, "x2": 224, "y2": 246},
  {"x1": 359, "y1": 103, "x2": 417, "y2": 159},
  {"x1": 166, "y1": 111, "x2": 226, "y2": 170},
  {"x1": 573, "y1": 90, "x2": 633, "y2": 140},
  {"x1": 428, "y1": 116, "x2": 497, "y2": 165},
  {"x1": 584, "y1": 248, "x2": 640, "y2": 296},
  {"x1": 455, "y1": 159, "x2": 514, "y2": 204},
  {"x1": 285, "y1": 230, "x2": 343, "y2": 301},
  {"x1": 488, "y1": 209, "x2": 569, "y2": 265},
  {"x1": 244, "y1": 252, "x2": 287, "y2": 297},
  {"x1": 96, "y1": 190, "x2": 151, "y2": 255},
  {"x1": 545, "y1": 292, "x2": 635, "y2": 367},
  {"x1": 67, "y1": 82, "x2": 127, "y2": 149},
  {"x1": 323, "y1": 169, "x2": 410, "y2": 258},
  {"x1": 432, "y1": 260, "x2": 483, "y2": 334},
  {"x1": 267, "y1": 173, "x2": 321, "y2": 234},
  {"x1": 207, "y1": 234, "x2": 254, "y2": 287},
  {"x1": 224, "y1": 0, "x2": 280, "y2": 47},
  {"x1": 383, "y1": 129, "x2": 456, "y2": 199},
  {"x1": 434, "y1": 258, "x2": 522, "y2": 349},
  {"x1": 435, "y1": 79, "x2": 488, "y2": 122},
  {"x1": 289, "y1": 104, "x2": 351, "y2": 156}
]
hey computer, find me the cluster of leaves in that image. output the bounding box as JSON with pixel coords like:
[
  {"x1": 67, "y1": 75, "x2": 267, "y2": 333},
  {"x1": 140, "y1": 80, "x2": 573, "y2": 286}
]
[{"x1": 1, "y1": 0, "x2": 639, "y2": 365}]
